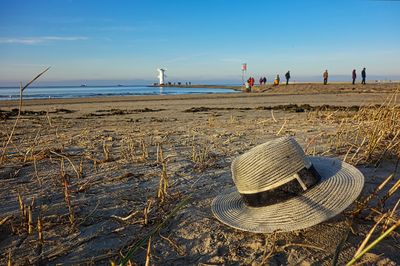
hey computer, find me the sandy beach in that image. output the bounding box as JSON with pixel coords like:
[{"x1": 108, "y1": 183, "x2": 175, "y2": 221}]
[{"x1": 1, "y1": 83, "x2": 400, "y2": 265}]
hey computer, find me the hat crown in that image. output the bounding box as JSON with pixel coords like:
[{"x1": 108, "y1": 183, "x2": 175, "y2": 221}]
[{"x1": 231, "y1": 137, "x2": 311, "y2": 194}]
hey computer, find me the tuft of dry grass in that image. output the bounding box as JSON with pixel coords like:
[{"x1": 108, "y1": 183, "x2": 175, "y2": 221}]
[
  {"x1": 120, "y1": 136, "x2": 151, "y2": 163},
  {"x1": 191, "y1": 136, "x2": 214, "y2": 171},
  {"x1": 328, "y1": 93, "x2": 400, "y2": 165}
]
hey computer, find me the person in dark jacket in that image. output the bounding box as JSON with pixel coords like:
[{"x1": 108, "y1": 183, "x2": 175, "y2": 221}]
[
  {"x1": 285, "y1": 71, "x2": 291, "y2": 85},
  {"x1": 323, "y1": 70, "x2": 328, "y2": 85},
  {"x1": 361, "y1": 68, "x2": 366, "y2": 84},
  {"x1": 352, "y1": 69, "x2": 357, "y2": 85}
]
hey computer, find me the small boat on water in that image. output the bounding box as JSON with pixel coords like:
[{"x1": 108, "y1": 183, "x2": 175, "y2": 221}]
[{"x1": 80, "y1": 84, "x2": 87, "y2": 87}]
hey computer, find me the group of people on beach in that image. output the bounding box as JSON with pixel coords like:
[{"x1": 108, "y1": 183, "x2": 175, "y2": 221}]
[
  {"x1": 353, "y1": 68, "x2": 367, "y2": 85},
  {"x1": 324, "y1": 68, "x2": 367, "y2": 85},
  {"x1": 245, "y1": 71, "x2": 291, "y2": 92},
  {"x1": 272, "y1": 71, "x2": 291, "y2": 86},
  {"x1": 245, "y1": 68, "x2": 367, "y2": 92}
]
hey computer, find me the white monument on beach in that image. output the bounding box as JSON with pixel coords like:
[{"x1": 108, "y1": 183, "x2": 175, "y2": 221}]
[{"x1": 157, "y1": 68, "x2": 166, "y2": 85}]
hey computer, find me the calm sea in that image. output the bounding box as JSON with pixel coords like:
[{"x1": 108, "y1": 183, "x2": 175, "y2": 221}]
[{"x1": 0, "y1": 85, "x2": 238, "y2": 100}]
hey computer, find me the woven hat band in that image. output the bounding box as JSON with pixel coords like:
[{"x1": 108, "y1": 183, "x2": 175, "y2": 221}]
[{"x1": 240, "y1": 164, "x2": 321, "y2": 207}]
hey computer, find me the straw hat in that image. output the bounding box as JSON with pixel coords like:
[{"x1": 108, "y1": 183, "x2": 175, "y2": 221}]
[{"x1": 211, "y1": 137, "x2": 364, "y2": 233}]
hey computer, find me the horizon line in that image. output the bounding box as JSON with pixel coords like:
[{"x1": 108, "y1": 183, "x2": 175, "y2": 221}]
[{"x1": 1, "y1": 80, "x2": 400, "y2": 89}]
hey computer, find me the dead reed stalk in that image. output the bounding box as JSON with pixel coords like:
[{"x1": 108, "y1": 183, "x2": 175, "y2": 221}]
[
  {"x1": 0, "y1": 216, "x2": 12, "y2": 226},
  {"x1": 79, "y1": 158, "x2": 84, "y2": 177},
  {"x1": 17, "y1": 192, "x2": 25, "y2": 217},
  {"x1": 144, "y1": 237, "x2": 151, "y2": 266},
  {"x1": 156, "y1": 142, "x2": 164, "y2": 164},
  {"x1": 354, "y1": 214, "x2": 387, "y2": 257},
  {"x1": 7, "y1": 250, "x2": 11, "y2": 266},
  {"x1": 347, "y1": 219, "x2": 400, "y2": 265},
  {"x1": 51, "y1": 150, "x2": 81, "y2": 178},
  {"x1": 119, "y1": 195, "x2": 191, "y2": 266},
  {"x1": 37, "y1": 216, "x2": 43, "y2": 244},
  {"x1": 157, "y1": 161, "x2": 168, "y2": 202},
  {"x1": 159, "y1": 232, "x2": 186, "y2": 256},
  {"x1": 276, "y1": 119, "x2": 287, "y2": 136},
  {"x1": 103, "y1": 140, "x2": 110, "y2": 162},
  {"x1": 62, "y1": 175, "x2": 75, "y2": 225},
  {"x1": 378, "y1": 177, "x2": 400, "y2": 208},
  {"x1": 261, "y1": 232, "x2": 277, "y2": 264},
  {"x1": 0, "y1": 67, "x2": 50, "y2": 165},
  {"x1": 143, "y1": 199, "x2": 153, "y2": 225},
  {"x1": 28, "y1": 205, "x2": 33, "y2": 234},
  {"x1": 141, "y1": 139, "x2": 149, "y2": 161},
  {"x1": 352, "y1": 173, "x2": 394, "y2": 217}
]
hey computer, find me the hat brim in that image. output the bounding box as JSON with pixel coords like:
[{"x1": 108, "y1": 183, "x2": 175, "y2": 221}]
[{"x1": 211, "y1": 157, "x2": 364, "y2": 233}]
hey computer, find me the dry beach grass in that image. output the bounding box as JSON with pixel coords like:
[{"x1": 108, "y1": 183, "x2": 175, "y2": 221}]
[{"x1": 0, "y1": 80, "x2": 400, "y2": 265}]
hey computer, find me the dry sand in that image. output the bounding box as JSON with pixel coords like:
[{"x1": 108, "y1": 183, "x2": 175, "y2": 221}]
[{"x1": 0, "y1": 83, "x2": 399, "y2": 265}]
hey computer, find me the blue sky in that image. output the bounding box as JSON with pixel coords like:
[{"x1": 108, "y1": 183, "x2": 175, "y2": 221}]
[{"x1": 0, "y1": 0, "x2": 399, "y2": 85}]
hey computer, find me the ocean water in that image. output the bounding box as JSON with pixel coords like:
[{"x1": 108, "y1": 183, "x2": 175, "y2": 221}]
[{"x1": 0, "y1": 85, "x2": 238, "y2": 100}]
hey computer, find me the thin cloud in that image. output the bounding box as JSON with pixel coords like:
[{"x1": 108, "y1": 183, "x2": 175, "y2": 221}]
[
  {"x1": 219, "y1": 58, "x2": 244, "y2": 63},
  {"x1": 36, "y1": 16, "x2": 114, "y2": 25},
  {"x1": 0, "y1": 36, "x2": 88, "y2": 45},
  {"x1": 164, "y1": 53, "x2": 209, "y2": 63},
  {"x1": 84, "y1": 25, "x2": 151, "y2": 32}
]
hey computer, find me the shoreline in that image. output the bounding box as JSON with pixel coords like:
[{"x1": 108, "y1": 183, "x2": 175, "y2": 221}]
[
  {"x1": 0, "y1": 83, "x2": 399, "y2": 109},
  {"x1": 0, "y1": 91, "x2": 397, "y2": 109},
  {"x1": 0, "y1": 83, "x2": 398, "y2": 107}
]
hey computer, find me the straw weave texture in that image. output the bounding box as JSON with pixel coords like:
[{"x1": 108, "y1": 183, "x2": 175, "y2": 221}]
[
  {"x1": 232, "y1": 137, "x2": 311, "y2": 194},
  {"x1": 212, "y1": 157, "x2": 364, "y2": 233}
]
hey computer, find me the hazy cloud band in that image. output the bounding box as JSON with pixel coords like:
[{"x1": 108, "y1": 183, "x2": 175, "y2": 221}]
[{"x1": 0, "y1": 36, "x2": 88, "y2": 45}]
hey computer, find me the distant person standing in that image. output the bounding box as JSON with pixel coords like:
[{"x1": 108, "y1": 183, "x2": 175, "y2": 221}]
[
  {"x1": 361, "y1": 68, "x2": 366, "y2": 84},
  {"x1": 285, "y1": 71, "x2": 291, "y2": 85},
  {"x1": 352, "y1": 69, "x2": 357, "y2": 85},
  {"x1": 247, "y1": 77, "x2": 254, "y2": 92},
  {"x1": 259, "y1": 77, "x2": 264, "y2": 86},
  {"x1": 263, "y1": 77, "x2": 267, "y2": 84},
  {"x1": 274, "y1": 74, "x2": 280, "y2": 86},
  {"x1": 323, "y1": 70, "x2": 329, "y2": 85},
  {"x1": 245, "y1": 80, "x2": 250, "y2": 92}
]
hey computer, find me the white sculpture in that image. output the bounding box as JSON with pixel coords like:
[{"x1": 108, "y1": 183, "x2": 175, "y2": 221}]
[{"x1": 157, "y1": 68, "x2": 166, "y2": 85}]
